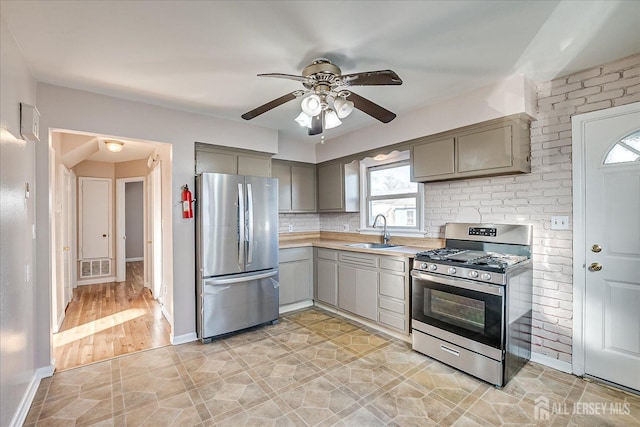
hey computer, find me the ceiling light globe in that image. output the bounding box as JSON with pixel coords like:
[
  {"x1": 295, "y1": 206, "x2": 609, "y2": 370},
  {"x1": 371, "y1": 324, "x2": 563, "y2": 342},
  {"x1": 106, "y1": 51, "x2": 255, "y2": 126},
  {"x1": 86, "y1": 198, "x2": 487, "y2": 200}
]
[
  {"x1": 301, "y1": 95, "x2": 322, "y2": 116},
  {"x1": 324, "y1": 109, "x2": 342, "y2": 130},
  {"x1": 294, "y1": 111, "x2": 312, "y2": 128},
  {"x1": 334, "y1": 98, "x2": 354, "y2": 119},
  {"x1": 105, "y1": 140, "x2": 124, "y2": 152}
]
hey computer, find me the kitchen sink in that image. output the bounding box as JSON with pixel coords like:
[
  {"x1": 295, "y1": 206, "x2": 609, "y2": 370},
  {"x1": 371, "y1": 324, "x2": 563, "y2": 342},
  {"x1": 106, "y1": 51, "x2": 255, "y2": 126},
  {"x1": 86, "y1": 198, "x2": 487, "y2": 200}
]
[{"x1": 345, "y1": 243, "x2": 402, "y2": 249}]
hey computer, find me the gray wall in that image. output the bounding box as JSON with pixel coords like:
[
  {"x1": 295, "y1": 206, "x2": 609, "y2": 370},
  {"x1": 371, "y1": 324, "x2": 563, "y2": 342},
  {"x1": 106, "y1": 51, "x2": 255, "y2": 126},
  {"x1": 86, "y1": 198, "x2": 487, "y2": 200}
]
[
  {"x1": 0, "y1": 17, "x2": 39, "y2": 427},
  {"x1": 125, "y1": 181, "x2": 144, "y2": 260}
]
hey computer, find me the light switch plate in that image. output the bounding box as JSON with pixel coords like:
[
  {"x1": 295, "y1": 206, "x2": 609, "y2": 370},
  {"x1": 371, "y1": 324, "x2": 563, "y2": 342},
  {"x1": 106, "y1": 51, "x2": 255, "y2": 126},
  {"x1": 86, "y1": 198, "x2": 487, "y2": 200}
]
[
  {"x1": 288, "y1": 224, "x2": 294, "y2": 232},
  {"x1": 551, "y1": 216, "x2": 569, "y2": 230}
]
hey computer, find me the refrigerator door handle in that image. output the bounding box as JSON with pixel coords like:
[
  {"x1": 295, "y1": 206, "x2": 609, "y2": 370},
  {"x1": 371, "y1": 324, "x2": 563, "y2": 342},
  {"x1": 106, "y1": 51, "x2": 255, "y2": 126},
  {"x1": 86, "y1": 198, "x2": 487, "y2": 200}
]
[
  {"x1": 204, "y1": 269, "x2": 278, "y2": 286},
  {"x1": 247, "y1": 183, "x2": 254, "y2": 265},
  {"x1": 237, "y1": 183, "x2": 245, "y2": 268}
]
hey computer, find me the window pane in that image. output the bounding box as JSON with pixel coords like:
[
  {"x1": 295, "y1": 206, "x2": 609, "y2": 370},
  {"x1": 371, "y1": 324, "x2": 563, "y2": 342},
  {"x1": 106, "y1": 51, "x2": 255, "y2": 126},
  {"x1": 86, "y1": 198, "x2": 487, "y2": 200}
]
[
  {"x1": 369, "y1": 198, "x2": 417, "y2": 227},
  {"x1": 604, "y1": 130, "x2": 640, "y2": 164},
  {"x1": 370, "y1": 164, "x2": 417, "y2": 196}
]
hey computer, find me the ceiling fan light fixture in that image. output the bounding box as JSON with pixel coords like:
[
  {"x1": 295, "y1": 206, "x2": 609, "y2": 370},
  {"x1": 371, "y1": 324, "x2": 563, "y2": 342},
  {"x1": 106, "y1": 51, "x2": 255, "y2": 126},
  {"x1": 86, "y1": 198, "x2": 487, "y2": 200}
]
[
  {"x1": 301, "y1": 94, "x2": 322, "y2": 116},
  {"x1": 105, "y1": 140, "x2": 124, "y2": 152},
  {"x1": 324, "y1": 109, "x2": 342, "y2": 130},
  {"x1": 294, "y1": 111, "x2": 312, "y2": 128},
  {"x1": 334, "y1": 97, "x2": 354, "y2": 119}
]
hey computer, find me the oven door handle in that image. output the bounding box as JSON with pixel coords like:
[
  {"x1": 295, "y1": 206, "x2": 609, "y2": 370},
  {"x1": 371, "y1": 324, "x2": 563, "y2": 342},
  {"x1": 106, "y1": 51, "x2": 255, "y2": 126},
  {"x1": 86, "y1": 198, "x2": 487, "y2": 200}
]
[{"x1": 410, "y1": 270, "x2": 503, "y2": 296}]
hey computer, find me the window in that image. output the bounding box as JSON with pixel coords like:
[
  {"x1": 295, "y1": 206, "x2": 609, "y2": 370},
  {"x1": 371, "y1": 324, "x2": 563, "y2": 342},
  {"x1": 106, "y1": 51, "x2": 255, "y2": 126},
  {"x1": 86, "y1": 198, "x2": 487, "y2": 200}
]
[
  {"x1": 604, "y1": 130, "x2": 640, "y2": 164},
  {"x1": 363, "y1": 157, "x2": 422, "y2": 232}
]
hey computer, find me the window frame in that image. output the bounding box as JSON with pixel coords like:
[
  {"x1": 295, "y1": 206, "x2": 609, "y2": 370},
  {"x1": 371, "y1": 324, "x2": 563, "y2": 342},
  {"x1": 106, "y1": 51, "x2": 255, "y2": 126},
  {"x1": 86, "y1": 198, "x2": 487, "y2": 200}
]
[{"x1": 359, "y1": 152, "x2": 424, "y2": 236}]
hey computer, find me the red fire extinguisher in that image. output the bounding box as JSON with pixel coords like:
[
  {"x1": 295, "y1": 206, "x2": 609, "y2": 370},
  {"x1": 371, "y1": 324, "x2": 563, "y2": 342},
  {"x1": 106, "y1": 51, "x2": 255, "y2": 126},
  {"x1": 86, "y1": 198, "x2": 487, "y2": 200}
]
[{"x1": 181, "y1": 185, "x2": 193, "y2": 219}]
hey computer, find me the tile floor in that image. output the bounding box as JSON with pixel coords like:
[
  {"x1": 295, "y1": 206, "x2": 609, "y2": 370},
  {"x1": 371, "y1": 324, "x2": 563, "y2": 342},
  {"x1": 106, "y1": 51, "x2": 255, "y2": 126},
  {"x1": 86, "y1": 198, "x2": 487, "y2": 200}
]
[{"x1": 26, "y1": 308, "x2": 640, "y2": 426}]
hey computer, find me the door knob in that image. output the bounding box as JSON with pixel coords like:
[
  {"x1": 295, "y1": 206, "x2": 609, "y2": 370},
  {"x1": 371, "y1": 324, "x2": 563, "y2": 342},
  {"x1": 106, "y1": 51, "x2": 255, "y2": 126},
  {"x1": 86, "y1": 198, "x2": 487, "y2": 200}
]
[
  {"x1": 591, "y1": 244, "x2": 602, "y2": 253},
  {"x1": 589, "y1": 262, "x2": 602, "y2": 272},
  {"x1": 63, "y1": 246, "x2": 70, "y2": 251},
  {"x1": 102, "y1": 234, "x2": 107, "y2": 237}
]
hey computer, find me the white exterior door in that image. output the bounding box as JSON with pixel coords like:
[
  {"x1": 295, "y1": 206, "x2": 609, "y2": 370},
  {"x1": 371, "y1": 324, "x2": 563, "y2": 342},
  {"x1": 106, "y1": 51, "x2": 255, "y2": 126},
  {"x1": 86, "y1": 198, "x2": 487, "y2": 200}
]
[
  {"x1": 574, "y1": 102, "x2": 640, "y2": 392},
  {"x1": 80, "y1": 178, "x2": 112, "y2": 260}
]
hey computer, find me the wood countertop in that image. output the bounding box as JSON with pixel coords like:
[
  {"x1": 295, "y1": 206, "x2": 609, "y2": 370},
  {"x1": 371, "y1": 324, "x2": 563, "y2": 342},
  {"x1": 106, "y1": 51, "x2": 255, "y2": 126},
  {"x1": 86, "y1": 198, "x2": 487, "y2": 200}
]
[{"x1": 278, "y1": 231, "x2": 444, "y2": 258}]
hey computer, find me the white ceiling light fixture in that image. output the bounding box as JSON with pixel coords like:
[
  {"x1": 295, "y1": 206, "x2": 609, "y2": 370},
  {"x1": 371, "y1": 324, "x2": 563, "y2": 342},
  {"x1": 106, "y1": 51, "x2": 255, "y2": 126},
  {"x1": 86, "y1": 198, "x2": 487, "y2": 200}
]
[
  {"x1": 105, "y1": 140, "x2": 124, "y2": 152},
  {"x1": 300, "y1": 94, "x2": 322, "y2": 116},
  {"x1": 324, "y1": 109, "x2": 342, "y2": 130},
  {"x1": 294, "y1": 111, "x2": 312, "y2": 128},
  {"x1": 334, "y1": 95, "x2": 354, "y2": 119}
]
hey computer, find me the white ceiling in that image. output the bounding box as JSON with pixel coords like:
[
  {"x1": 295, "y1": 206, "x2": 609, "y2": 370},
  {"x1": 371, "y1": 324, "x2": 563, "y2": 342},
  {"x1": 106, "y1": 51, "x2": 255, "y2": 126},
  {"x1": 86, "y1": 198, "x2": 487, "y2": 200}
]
[{"x1": 2, "y1": 1, "x2": 639, "y2": 142}]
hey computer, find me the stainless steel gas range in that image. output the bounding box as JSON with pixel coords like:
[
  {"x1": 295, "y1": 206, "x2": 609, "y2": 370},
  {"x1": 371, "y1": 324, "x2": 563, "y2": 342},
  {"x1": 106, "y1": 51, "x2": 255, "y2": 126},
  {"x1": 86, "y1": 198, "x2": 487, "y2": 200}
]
[{"x1": 411, "y1": 223, "x2": 533, "y2": 387}]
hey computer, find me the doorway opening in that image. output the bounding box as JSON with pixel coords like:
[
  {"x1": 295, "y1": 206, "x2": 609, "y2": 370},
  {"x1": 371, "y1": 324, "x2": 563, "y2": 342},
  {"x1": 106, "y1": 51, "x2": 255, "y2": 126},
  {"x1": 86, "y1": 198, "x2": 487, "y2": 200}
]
[{"x1": 50, "y1": 130, "x2": 171, "y2": 372}]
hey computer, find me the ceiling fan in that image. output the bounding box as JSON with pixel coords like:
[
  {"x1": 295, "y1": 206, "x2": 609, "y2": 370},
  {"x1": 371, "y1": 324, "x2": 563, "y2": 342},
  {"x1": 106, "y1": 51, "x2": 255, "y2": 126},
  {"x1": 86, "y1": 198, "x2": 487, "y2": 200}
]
[{"x1": 241, "y1": 58, "x2": 403, "y2": 136}]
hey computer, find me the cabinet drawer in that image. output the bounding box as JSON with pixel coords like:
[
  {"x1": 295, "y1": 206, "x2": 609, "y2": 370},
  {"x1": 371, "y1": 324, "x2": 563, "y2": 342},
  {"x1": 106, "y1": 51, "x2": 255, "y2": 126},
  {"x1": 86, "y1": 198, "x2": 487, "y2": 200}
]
[
  {"x1": 379, "y1": 296, "x2": 405, "y2": 315},
  {"x1": 379, "y1": 257, "x2": 405, "y2": 272},
  {"x1": 339, "y1": 252, "x2": 378, "y2": 268},
  {"x1": 379, "y1": 310, "x2": 406, "y2": 332},
  {"x1": 317, "y1": 248, "x2": 338, "y2": 261},
  {"x1": 280, "y1": 247, "x2": 311, "y2": 263},
  {"x1": 379, "y1": 273, "x2": 404, "y2": 300}
]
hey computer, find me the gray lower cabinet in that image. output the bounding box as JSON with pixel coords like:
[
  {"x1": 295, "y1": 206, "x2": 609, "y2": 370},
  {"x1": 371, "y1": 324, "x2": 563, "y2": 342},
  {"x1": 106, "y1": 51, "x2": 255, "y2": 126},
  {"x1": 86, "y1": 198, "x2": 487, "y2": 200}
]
[
  {"x1": 315, "y1": 248, "x2": 338, "y2": 306},
  {"x1": 314, "y1": 248, "x2": 409, "y2": 334},
  {"x1": 279, "y1": 247, "x2": 312, "y2": 306}
]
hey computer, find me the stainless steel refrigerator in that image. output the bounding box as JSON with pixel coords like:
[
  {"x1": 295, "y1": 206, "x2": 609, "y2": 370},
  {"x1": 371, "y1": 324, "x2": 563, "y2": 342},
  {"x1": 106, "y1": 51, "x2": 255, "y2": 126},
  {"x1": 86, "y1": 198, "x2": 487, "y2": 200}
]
[{"x1": 195, "y1": 173, "x2": 279, "y2": 342}]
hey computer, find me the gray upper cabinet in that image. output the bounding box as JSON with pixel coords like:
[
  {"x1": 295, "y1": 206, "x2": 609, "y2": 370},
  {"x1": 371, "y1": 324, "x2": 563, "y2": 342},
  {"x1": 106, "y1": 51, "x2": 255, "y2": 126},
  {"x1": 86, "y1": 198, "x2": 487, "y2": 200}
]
[
  {"x1": 317, "y1": 160, "x2": 359, "y2": 212},
  {"x1": 411, "y1": 114, "x2": 531, "y2": 182},
  {"x1": 195, "y1": 143, "x2": 272, "y2": 177},
  {"x1": 272, "y1": 160, "x2": 316, "y2": 213}
]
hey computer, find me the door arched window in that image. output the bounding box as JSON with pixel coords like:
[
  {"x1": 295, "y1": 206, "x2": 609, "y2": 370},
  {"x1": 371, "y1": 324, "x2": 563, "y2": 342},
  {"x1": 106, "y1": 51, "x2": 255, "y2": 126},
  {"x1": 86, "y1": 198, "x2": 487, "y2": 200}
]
[{"x1": 603, "y1": 130, "x2": 640, "y2": 164}]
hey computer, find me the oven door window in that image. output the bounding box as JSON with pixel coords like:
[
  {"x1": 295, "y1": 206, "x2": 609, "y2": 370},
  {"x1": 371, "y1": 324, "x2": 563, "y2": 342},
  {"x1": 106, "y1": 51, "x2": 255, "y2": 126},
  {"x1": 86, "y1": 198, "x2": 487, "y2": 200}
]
[{"x1": 413, "y1": 278, "x2": 503, "y2": 349}]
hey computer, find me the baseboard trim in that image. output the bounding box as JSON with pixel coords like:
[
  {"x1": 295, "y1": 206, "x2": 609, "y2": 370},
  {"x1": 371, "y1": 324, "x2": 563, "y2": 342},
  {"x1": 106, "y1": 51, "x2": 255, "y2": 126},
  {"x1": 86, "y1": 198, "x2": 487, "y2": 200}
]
[
  {"x1": 530, "y1": 352, "x2": 572, "y2": 374},
  {"x1": 9, "y1": 364, "x2": 54, "y2": 427},
  {"x1": 279, "y1": 300, "x2": 313, "y2": 314},
  {"x1": 77, "y1": 276, "x2": 116, "y2": 286},
  {"x1": 126, "y1": 257, "x2": 143, "y2": 262},
  {"x1": 171, "y1": 332, "x2": 197, "y2": 345}
]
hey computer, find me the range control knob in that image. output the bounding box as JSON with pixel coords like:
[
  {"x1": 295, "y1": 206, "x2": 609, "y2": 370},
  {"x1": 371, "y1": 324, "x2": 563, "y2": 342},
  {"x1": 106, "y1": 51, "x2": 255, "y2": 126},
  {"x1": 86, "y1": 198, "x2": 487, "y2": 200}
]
[
  {"x1": 420, "y1": 262, "x2": 428, "y2": 270},
  {"x1": 468, "y1": 270, "x2": 479, "y2": 279},
  {"x1": 481, "y1": 273, "x2": 492, "y2": 281},
  {"x1": 429, "y1": 264, "x2": 438, "y2": 271},
  {"x1": 448, "y1": 267, "x2": 457, "y2": 274}
]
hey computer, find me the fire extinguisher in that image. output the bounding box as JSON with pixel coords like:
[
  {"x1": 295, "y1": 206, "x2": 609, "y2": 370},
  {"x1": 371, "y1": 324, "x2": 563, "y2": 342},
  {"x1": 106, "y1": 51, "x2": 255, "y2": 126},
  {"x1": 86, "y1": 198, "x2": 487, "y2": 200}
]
[{"x1": 181, "y1": 185, "x2": 193, "y2": 219}]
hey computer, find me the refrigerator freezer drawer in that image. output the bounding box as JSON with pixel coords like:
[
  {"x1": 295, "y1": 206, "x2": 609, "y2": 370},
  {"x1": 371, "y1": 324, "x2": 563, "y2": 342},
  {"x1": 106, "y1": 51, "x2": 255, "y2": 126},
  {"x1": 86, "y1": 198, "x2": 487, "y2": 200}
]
[{"x1": 200, "y1": 269, "x2": 279, "y2": 341}]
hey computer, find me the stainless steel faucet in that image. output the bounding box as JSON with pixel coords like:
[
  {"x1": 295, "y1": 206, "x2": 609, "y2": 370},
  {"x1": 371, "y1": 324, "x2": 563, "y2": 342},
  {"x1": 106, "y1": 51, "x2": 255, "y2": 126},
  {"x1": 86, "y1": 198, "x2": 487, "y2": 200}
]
[{"x1": 373, "y1": 214, "x2": 390, "y2": 244}]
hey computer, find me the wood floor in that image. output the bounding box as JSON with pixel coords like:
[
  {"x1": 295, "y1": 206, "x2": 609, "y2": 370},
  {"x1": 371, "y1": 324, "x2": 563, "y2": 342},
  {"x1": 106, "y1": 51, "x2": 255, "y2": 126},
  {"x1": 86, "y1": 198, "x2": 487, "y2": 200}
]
[{"x1": 53, "y1": 261, "x2": 171, "y2": 372}]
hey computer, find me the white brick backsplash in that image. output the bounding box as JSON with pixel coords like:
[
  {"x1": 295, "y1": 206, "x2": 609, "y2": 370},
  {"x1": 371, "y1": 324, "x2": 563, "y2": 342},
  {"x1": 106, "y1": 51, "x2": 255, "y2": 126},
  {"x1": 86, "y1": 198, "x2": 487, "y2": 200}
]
[{"x1": 567, "y1": 67, "x2": 601, "y2": 83}]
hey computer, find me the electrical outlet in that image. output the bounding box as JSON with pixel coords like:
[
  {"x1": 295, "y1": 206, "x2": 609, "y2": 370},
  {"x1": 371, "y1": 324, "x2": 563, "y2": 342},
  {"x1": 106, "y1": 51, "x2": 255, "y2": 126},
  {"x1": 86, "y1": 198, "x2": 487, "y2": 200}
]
[
  {"x1": 288, "y1": 224, "x2": 294, "y2": 232},
  {"x1": 551, "y1": 216, "x2": 569, "y2": 230},
  {"x1": 343, "y1": 224, "x2": 350, "y2": 232}
]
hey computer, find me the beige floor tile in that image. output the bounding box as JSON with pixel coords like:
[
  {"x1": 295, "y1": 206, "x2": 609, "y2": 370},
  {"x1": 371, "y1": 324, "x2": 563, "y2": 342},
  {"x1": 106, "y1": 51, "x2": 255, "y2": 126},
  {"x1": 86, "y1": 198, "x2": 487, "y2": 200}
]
[{"x1": 26, "y1": 307, "x2": 639, "y2": 427}]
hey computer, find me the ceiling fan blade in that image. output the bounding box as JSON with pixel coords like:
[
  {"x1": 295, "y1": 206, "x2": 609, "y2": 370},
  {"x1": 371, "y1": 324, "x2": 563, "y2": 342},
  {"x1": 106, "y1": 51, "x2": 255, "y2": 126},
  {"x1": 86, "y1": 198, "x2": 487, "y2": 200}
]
[
  {"x1": 241, "y1": 91, "x2": 299, "y2": 120},
  {"x1": 340, "y1": 70, "x2": 402, "y2": 86},
  {"x1": 308, "y1": 114, "x2": 323, "y2": 136},
  {"x1": 258, "y1": 73, "x2": 312, "y2": 84},
  {"x1": 348, "y1": 92, "x2": 397, "y2": 123}
]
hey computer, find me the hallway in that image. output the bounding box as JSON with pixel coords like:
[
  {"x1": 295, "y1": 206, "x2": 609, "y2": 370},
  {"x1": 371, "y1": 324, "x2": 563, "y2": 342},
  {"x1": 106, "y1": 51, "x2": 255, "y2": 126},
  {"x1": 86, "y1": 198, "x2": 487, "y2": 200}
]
[{"x1": 53, "y1": 261, "x2": 171, "y2": 372}]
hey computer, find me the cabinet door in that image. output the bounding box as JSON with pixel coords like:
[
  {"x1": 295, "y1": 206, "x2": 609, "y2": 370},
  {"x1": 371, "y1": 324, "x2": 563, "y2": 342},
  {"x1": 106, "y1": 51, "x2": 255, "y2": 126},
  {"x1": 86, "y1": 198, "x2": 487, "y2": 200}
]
[
  {"x1": 279, "y1": 259, "x2": 311, "y2": 305},
  {"x1": 355, "y1": 269, "x2": 378, "y2": 321},
  {"x1": 196, "y1": 150, "x2": 237, "y2": 174},
  {"x1": 411, "y1": 137, "x2": 455, "y2": 180},
  {"x1": 316, "y1": 259, "x2": 338, "y2": 306},
  {"x1": 238, "y1": 155, "x2": 271, "y2": 177},
  {"x1": 291, "y1": 164, "x2": 316, "y2": 211},
  {"x1": 317, "y1": 163, "x2": 344, "y2": 211},
  {"x1": 338, "y1": 265, "x2": 357, "y2": 314},
  {"x1": 272, "y1": 162, "x2": 292, "y2": 212},
  {"x1": 458, "y1": 125, "x2": 512, "y2": 173}
]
